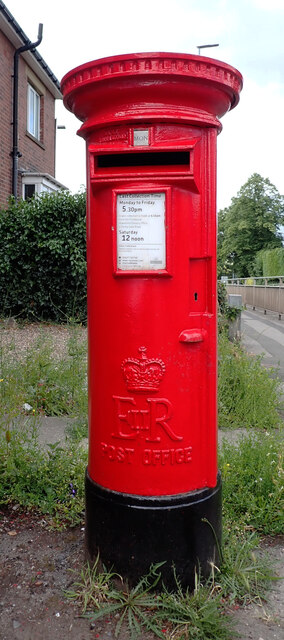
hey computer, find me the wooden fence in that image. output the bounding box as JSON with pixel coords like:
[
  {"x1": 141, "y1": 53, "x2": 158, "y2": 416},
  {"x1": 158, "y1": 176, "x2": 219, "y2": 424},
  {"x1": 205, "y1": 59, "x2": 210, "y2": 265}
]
[{"x1": 225, "y1": 276, "x2": 284, "y2": 318}]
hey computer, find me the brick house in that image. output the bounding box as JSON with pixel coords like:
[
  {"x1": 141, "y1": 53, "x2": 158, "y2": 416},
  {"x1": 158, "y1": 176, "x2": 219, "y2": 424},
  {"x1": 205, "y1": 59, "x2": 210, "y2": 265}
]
[{"x1": 0, "y1": 1, "x2": 64, "y2": 207}]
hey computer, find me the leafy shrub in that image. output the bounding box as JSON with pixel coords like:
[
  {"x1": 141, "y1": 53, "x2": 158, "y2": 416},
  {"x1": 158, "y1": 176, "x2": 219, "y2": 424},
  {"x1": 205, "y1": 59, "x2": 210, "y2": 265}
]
[{"x1": 0, "y1": 190, "x2": 86, "y2": 322}]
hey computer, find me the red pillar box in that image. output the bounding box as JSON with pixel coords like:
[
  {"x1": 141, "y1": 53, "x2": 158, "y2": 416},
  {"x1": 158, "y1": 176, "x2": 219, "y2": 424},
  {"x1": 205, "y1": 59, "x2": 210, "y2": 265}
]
[{"x1": 61, "y1": 53, "x2": 242, "y2": 588}]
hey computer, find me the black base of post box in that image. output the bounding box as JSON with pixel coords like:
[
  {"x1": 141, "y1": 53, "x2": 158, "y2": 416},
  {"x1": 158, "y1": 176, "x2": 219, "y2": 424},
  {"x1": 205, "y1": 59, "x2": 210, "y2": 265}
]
[{"x1": 85, "y1": 470, "x2": 222, "y2": 590}]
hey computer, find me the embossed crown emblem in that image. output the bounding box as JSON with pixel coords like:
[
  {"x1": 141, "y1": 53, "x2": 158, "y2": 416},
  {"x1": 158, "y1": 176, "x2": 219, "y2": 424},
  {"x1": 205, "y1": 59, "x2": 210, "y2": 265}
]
[{"x1": 122, "y1": 346, "x2": 165, "y2": 392}]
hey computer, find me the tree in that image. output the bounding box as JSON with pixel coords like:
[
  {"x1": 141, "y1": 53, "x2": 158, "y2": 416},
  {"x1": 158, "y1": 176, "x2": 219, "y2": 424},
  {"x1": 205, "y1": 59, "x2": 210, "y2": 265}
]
[
  {"x1": 254, "y1": 247, "x2": 284, "y2": 277},
  {"x1": 218, "y1": 174, "x2": 284, "y2": 278}
]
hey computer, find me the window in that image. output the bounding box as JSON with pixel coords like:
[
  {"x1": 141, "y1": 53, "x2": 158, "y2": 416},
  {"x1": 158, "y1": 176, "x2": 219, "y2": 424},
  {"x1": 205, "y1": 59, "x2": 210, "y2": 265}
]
[
  {"x1": 22, "y1": 173, "x2": 66, "y2": 199},
  {"x1": 27, "y1": 84, "x2": 40, "y2": 140},
  {"x1": 24, "y1": 184, "x2": 35, "y2": 199}
]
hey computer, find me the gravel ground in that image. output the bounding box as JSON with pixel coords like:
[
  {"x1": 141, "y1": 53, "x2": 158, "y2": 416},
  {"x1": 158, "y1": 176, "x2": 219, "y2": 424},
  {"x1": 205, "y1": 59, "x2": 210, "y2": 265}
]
[
  {"x1": 0, "y1": 510, "x2": 90, "y2": 640},
  {"x1": 0, "y1": 320, "x2": 87, "y2": 361}
]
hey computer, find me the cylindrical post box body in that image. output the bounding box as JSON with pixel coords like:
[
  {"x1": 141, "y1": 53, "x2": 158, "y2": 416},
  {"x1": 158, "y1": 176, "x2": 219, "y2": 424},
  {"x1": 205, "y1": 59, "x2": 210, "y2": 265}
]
[{"x1": 61, "y1": 53, "x2": 242, "y2": 587}]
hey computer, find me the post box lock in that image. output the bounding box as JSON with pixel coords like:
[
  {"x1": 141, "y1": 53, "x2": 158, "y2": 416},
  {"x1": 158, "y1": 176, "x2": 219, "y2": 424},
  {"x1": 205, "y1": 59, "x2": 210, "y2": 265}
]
[{"x1": 179, "y1": 329, "x2": 207, "y2": 343}]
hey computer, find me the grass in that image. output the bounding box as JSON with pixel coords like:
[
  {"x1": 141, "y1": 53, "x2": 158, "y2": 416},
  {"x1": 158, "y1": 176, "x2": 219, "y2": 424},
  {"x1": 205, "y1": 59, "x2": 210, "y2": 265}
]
[
  {"x1": 218, "y1": 332, "x2": 282, "y2": 430},
  {"x1": 0, "y1": 322, "x2": 283, "y2": 636},
  {"x1": 65, "y1": 554, "x2": 119, "y2": 613},
  {"x1": 0, "y1": 324, "x2": 87, "y2": 419},
  {"x1": 81, "y1": 561, "x2": 232, "y2": 639},
  {"x1": 65, "y1": 445, "x2": 280, "y2": 637},
  {"x1": 67, "y1": 533, "x2": 275, "y2": 639},
  {"x1": 85, "y1": 562, "x2": 166, "y2": 639},
  {"x1": 0, "y1": 323, "x2": 88, "y2": 527},
  {"x1": 0, "y1": 324, "x2": 283, "y2": 533},
  {"x1": 218, "y1": 528, "x2": 275, "y2": 606},
  {"x1": 1, "y1": 322, "x2": 281, "y2": 432},
  {"x1": 0, "y1": 416, "x2": 86, "y2": 527},
  {"x1": 220, "y1": 431, "x2": 284, "y2": 535}
]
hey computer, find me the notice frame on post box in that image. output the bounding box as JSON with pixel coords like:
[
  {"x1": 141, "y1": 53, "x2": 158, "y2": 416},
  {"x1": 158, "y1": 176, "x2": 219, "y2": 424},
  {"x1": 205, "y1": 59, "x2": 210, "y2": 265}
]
[{"x1": 113, "y1": 187, "x2": 172, "y2": 276}]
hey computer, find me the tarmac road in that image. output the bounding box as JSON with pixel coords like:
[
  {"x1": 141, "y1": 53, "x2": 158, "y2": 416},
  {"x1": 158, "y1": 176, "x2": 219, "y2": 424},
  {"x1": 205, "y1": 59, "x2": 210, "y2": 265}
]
[{"x1": 241, "y1": 307, "x2": 284, "y2": 382}]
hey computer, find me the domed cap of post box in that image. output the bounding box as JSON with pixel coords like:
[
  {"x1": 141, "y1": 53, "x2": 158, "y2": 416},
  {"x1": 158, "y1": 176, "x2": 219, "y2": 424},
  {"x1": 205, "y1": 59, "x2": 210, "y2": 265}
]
[{"x1": 61, "y1": 52, "x2": 243, "y2": 137}]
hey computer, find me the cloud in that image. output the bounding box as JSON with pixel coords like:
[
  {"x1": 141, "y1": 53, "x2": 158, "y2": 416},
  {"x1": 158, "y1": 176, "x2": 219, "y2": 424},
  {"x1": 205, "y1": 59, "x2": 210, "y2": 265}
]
[
  {"x1": 250, "y1": 0, "x2": 284, "y2": 10},
  {"x1": 6, "y1": 0, "x2": 284, "y2": 208},
  {"x1": 217, "y1": 78, "x2": 284, "y2": 209}
]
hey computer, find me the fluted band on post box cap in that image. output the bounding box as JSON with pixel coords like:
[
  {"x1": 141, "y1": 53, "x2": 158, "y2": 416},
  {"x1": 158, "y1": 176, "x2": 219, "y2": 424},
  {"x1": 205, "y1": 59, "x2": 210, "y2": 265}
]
[{"x1": 61, "y1": 52, "x2": 243, "y2": 134}]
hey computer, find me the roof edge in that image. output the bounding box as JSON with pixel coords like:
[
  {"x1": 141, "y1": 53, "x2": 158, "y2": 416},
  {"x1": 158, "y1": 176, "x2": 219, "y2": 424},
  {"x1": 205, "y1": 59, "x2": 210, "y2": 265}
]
[
  {"x1": 20, "y1": 170, "x2": 67, "y2": 190},
  {"x1": 0, "y1": 1, "x2": 62, "y2": 99}
]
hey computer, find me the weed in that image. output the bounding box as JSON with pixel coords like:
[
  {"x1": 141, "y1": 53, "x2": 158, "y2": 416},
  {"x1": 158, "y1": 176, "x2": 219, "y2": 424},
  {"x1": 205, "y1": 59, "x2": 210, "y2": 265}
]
[
  {"x1": 0, "y1": 323, "x2": 282, "y2": 636},
  {"x1": 0, "y1": 327, "x2": 87, "y2": 418},
  {"x1": 67, "y1": 524, "x2": 276, "y2": 639},
  {"x1": 74, "y1": 562, "x2": 233, "y2": 639},
  {"x1": 66, "y1": 555, "x2": 119, "y2": 614},
  {"x1": 1, "y1": 326, "x2": 280, "y2": 433},
  {"x1": 0, "y1": 417, "x2": 86, "y2": 528},
  {"x1": 0, "y1": 324, "x2": 88, "y2": 527},
  {"x1": 220, "y1": 431, "x2": 284, "y2": 534},
  {"x1": 86, "y1": 562, "x2": 165, "y2": 638},
  {"x1": 66, "y1": 415, "x2": 88, "y2": 443},
  {"x1": 156, "y1": 571, "x2": 232, "y2": 640},
  {"x1": 217, "y1": 529, "x2": 275, "y2": 605},
  {"x1": 218, "y1": 333, "x2": 282, "y2": 430}
]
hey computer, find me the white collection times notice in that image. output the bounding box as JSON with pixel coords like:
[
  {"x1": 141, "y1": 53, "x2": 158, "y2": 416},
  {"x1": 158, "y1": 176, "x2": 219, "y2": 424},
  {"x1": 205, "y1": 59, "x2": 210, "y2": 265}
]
[{"x1": 116, "y1": 192, "x2": 166, "y2": 271}]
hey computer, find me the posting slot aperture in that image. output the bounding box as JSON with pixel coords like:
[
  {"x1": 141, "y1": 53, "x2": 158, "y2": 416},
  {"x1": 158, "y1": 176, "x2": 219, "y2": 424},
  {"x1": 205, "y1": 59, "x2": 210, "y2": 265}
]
[{"x1": 97, "y1": 151, "x2": 190, "y2": 168}]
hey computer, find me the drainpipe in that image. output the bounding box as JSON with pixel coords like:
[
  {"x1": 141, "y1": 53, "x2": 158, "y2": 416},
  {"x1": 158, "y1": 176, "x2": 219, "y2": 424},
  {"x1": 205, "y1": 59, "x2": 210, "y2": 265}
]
[{"x1": 12, "y1": 23, "x2": 43, "y2": 200}]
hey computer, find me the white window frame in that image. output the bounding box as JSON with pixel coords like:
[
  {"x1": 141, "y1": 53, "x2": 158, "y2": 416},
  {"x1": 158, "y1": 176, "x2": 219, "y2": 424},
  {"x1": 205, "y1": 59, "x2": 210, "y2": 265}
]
[
  {"x1": 27, "y1": 84, "x2": 40, "y2": 140},
  {"x1": 22, "y1": 174, "x2": 66, "y2": 200}
]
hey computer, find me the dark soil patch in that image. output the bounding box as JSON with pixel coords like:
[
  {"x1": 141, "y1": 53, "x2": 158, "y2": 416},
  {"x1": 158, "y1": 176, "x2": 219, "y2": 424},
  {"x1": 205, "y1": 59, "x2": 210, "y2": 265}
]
[{"x1": 0, "y1": 507, "x2": 111, "y2": 640}]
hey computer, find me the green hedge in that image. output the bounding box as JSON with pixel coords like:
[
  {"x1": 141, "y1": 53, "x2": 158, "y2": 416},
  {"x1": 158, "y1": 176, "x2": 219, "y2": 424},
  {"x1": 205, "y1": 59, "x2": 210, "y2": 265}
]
[{"x1": 0, "y1": 190, "x2": 86, "y2": 322}]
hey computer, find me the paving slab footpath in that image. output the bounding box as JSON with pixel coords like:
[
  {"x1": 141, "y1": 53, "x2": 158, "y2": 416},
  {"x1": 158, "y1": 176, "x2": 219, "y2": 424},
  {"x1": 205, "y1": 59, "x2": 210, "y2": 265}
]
[{"x1": 28, "y1": 414, "x2": 247, "y2": 451}]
